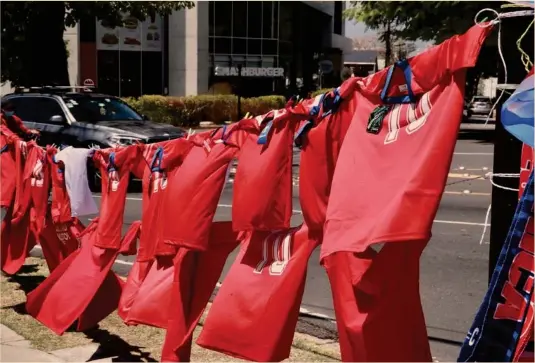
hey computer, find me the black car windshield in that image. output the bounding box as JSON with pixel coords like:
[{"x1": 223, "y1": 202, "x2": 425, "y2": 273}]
[{"x1": 62, "y1": 96, "x2": 143, "y2": 122}]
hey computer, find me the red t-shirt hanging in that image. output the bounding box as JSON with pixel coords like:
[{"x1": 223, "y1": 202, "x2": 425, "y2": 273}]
[
  {"x1": 297, "y1": 83, "x2": 355, "y2": 233},
  {"x1": 161, "y1": 121, "x2": 255, "y2": 251},
  {"x1": 197, "y1": 224, "x2": 320, "y2": 362},
  {"x1": 232, "y1": 109, "x2": 301, "y2": 232},
  {"x1": 93, "y1": 144, "x2": 144, "y2": 250}
]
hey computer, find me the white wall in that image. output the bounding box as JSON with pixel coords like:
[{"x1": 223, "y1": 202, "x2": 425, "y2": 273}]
[{"x1": 168, "y1": 1, "x2": 210, "y2": 96}]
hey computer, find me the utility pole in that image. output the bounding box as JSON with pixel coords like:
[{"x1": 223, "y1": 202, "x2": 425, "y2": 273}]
[{"x1": 488, "y1": 16, "x2": 533, "y2": 282}]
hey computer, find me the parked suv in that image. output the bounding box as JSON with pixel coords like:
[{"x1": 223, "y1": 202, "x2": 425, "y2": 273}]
[{"x1": 2, "y1": 86, "x2": 186, "y2": 189}]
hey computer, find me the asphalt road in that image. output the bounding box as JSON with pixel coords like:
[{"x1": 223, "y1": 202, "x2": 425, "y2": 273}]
[{"x1": 26, "y1": 123, "x2": 498, "y2": 362}]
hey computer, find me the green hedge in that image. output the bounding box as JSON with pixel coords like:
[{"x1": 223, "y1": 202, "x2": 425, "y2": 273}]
[
  {"x1": 310, "y1": 88, "x2": 335, "y2": 98},
  {"x1": 123, "y1": 94, "x2": 286, "y2": 127}
]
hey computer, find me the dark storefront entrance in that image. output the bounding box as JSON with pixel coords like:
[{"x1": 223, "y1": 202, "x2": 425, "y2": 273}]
[
  {"x1": 208, "y1": 1, "x2": 338, "y2": 98},
  {"x1": 79, "y1": 14, "x2": 166, "y2": 98}
]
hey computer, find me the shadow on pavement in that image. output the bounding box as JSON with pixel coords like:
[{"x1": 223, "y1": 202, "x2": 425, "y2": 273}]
[
  {"x1": 3, "y1": 264, "x2": 157, "y2": 362},
  {"x1": 457, "y1": 129, "x2": 494, "y2": 145},
  {"x1": 83, "y1": 326, "x2": 157, "y2": 362}
]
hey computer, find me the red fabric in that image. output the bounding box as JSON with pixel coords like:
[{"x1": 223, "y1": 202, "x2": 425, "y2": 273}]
[
  {"x1": 117, "y1": 140, "x2": 193, "y2": 321},
  {"x1": 160, "y1": 221, "x2": 241, "y2": 362},
  {"x1": 1, "y1": 114, "x2": 31, "y2": 136},
  {"x1": 232, "y1": 110, "x2": 300, "y2": 231},
  {"x1": 38, "y1": 217, "x2": 84, "y2": 272},
  {"x1": 161, "y1": 122, "x2": 254, "y2": 251},
  {"x1": 197, "y1": 224, "x2": 319, "y2": 362},
  {"x1": 322, "y1": 243, "x2": 432, "y2": 362},
  {"x1": 321, "y1": 24, "x2": 492, "y2": 259},
  {"x1": 298, "y1": 84, "x2": 355, "y2": 232},
  {"x1": 25, "y1": 220, "x2": 139, "y2": 335},
  {"x1": 319, "y1": 25, "x2": 491, "y2": 362},
  {"x1": 0, "y1": 126, "x2": 19, "y2": 208},
  {"x1": 93, "y1": 145, "x2": 143, "y2": 249},
  {"x1": 47, "y1": 147, "x2": 73, "y2": 224},
  {"x1": 28, "y1": 147, "x2": 50, "y2": 236},
  {"x1": 1, "y1": 144, "x2": 41, "y2": 274}
]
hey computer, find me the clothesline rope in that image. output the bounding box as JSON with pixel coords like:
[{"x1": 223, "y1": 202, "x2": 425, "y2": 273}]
[
  {"x1": 478, "y1": 172, "x2": 520, "y2": 245},
  {"x1": 474, "y1": 7, "x2": 534, "y2": 125}
]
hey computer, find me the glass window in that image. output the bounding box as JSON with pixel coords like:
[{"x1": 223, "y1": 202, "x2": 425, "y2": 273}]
[
  {"x1": 278, "y1": 1, "x2": 293, "y2": 41},
  {"x1": 232, "y1": 1, "x2": 247, "y2": 37},
  {"x1": 262, "y1": 2, "x2": 273, "y2": 39},
  {"x1": 209, "y1": 37, "x2": 214, "y2": 53},
  {"x1": 262, "y1": 56, "x2": 275, "y2": 67},
  {"x1": 10, "y1": 97, "x2": 66, "y2": 123},
  {"x1": 7, "y1": 98, "x2": 39, "y2": 121},
  {"x1": 97, "y1": 51, "x2": 120, "y2": 96},
  {"x1": 247, "y1": 2, "x2": 262, "y2": 38},
  {"x1": 142, "y1": 52, "x2": 163, "y2": 95},
  {"x1": 246, "y1": 56, "x2": 262, "y2": 67},
  {"x1": 214, "y1": 55, "x2": 231, "y2": 67},
  {"x1": 262, "y1": 39, "x2": 277, "y2": 55},
  {"x1": 214, "y1": 1, "x2": 232, "y2": 37},
  {"x1": 232, "y1": 38, "x2": 246, "y2": 54},
  {"x1": 209, "y1": 2, "x2": 215, "y2": 36},
  {"x1": 231, "y1": 55, "x2": 246, "y2": 65},
  {"x1": 215, "y1": 37, "x2": 231, "y2": 54},
  {"x1": 62, "y1": 96, "x2": 143, "y2": 122},
  {"x1": 273, "y1": 2, "x2": 279, "y2": 39},
  {"x1": 120, "y1": 51, "x2": 142, "y2": 97},
  {"x1": 247, "y1": 39, "x2": 261, "y2": 54}
]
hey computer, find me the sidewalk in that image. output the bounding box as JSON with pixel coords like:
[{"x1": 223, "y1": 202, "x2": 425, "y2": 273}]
[
  {"x1": 0, "y1": 257, "x2": 341, "y2": 362},
  {"x1": 0, "y1": 323, "x2": 340, "y2": 362}
]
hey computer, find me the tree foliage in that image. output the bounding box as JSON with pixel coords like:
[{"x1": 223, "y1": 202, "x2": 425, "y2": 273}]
[
  {"x1": 1, "y1": 1, "x2": 194, "y2": 87},
  {"x1": 344, "y1": 1, "x2": 534, "y2": 99}
]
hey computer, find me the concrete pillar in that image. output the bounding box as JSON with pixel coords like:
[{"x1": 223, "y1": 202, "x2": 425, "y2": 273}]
[{"x1": 168, "y1": 1, "x2": 209, "y2": 96}]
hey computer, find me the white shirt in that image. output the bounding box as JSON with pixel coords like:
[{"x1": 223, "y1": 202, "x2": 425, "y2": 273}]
[{"x1": 55, "y1": 147, "x2": 99, "y2": 218}]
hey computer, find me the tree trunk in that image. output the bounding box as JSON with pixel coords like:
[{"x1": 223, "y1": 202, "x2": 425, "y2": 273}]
[
  {"x1": 22, "y1": 2, "x2": 70, "y2": 86},
  {"x1": 384, "y1": 21, "x2": 392, "y2": 67}
]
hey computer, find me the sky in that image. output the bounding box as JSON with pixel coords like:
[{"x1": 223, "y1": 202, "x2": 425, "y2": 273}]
[{"x1": 344, "y1": 19, "x2": 433, "y2": 51}]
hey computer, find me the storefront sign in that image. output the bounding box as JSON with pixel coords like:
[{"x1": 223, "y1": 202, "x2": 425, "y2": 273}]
[
  {"x1": 214, "y1": 66, "x2": 284, "y2": 77},
  {"x1": 96, "y1": 13, "x2": 162, "y2": 52}
]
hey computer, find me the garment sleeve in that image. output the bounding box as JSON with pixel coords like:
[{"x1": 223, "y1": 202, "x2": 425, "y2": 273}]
[{"x1": 11, "y1": 115, "x2": 32, "y2": 135}]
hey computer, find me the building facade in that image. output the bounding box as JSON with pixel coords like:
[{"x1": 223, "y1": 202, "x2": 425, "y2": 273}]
[{"x1": 62, "y1": 1, "x2": 352, "y2": 98}]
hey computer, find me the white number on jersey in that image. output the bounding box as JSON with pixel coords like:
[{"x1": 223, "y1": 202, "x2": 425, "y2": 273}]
[{"x1": 253, "y1": 232, "x2": 292, "y2": 276}]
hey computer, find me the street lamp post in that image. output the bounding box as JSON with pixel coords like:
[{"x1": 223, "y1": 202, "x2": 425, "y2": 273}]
[{"x1": 237, "y1": 64, "x2": 243, "y2": 120}]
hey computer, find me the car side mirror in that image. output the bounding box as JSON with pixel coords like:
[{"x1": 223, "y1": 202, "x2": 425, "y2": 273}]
[
  {"x1": 49, "y1": 115, "x2": 64, "y2": 123},
  {"x1": 142, "y1": 114, "x2": 150, "y2": 121}
]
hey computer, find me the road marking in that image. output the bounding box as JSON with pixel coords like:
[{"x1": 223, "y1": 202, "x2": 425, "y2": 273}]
[
  {"x1": 91, "y1": 197, "x2": 490, "y2": 225},
  {"x1": 448, "y1": 173, "x2": 485, "y2": 179},
  {"x1": 453, "y1": 152, "x2": 493, "y2": 156},
  {"x1": 433, "y1": 220, "x2": 489, "y2": 227},
  {"x1": 444, "y1": 191, "x2": 491, "y2": 196}
]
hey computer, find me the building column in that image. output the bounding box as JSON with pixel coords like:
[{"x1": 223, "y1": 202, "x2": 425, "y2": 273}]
[{"x1": 168, "y1": 1, "x2": 209, "y2": 96}]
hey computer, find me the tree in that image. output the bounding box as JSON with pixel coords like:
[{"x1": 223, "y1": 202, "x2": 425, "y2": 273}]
[
  {"x1": 344, "y1": 1, "x2": 534, "y2": 100},
  {"x1": 1, "y1": 1, "x2": 194, "y2": 87}
]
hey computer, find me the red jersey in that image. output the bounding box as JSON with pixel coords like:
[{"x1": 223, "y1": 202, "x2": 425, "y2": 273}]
[
  {"x1": 1, "y1": 114, "x2": 31, "y2": 137},
  {"x1": 298, "y1": 83, "x2": 354, "y2": 232},
  {"x1": 320, "y1": 24, "x2": 492, "y2": 362},
  {"x1": 93, "y1": 145, "x2": 143, "y2": 249},
  {"x1": 118, "y1": 139, "x2": 194, "y2": 322},
  {"x1": 161, "y1": 122, "x2": 254, "y2": 251},
  {"x1": 197, "y1": 224, "x2": 320, "y2": 362},
  {"x1": 0, "y1": 126, "x2": 19, "y2": 208},
  {"x1": 321, "y1": 24, "x2": 492, "y2": 259},
  {"x1": 232, "y1": 109, "x2": 300, "y2": 232},
  {"x1": 1, "y1": 143, "x2": 40, "y2": 275},
  {"x1": 48, "y1": 147, "x2": 73, "y2": 224}
]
